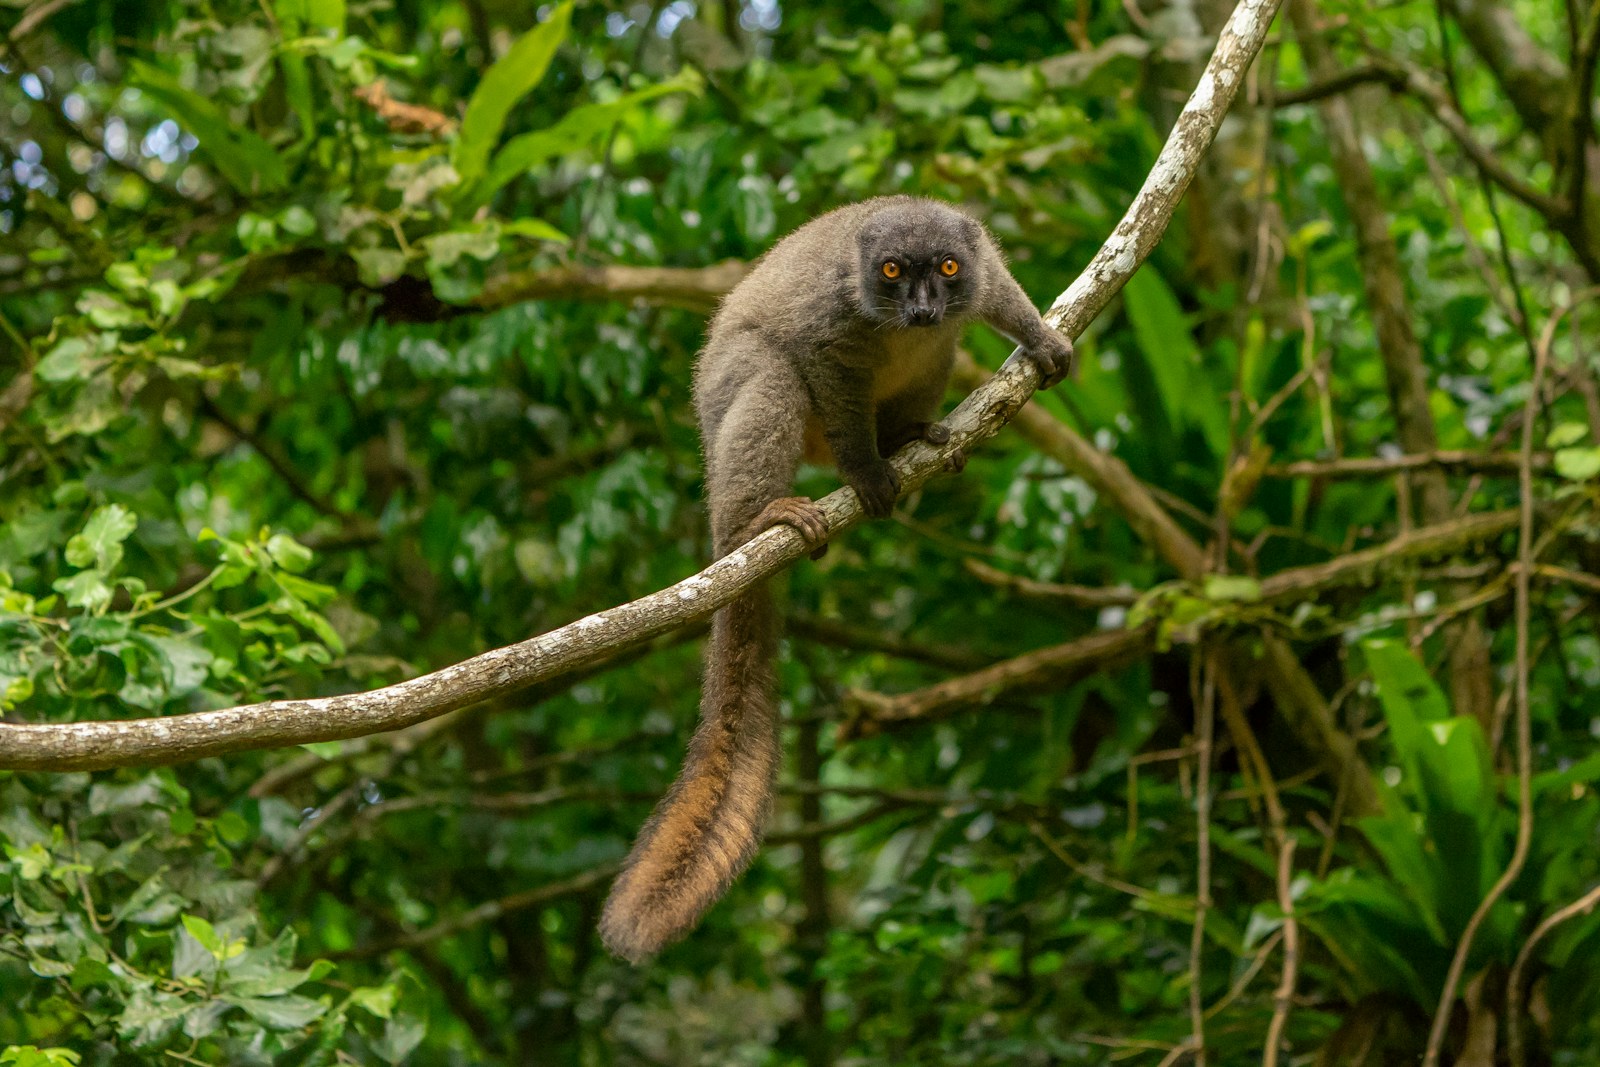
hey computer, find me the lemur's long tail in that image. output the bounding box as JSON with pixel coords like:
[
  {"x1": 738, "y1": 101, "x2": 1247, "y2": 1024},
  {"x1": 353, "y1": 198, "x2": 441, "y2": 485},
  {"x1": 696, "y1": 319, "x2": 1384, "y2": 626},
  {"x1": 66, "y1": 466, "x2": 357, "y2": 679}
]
[{"x1": 598, "y1": 585, "x2": 780, "y2": 963}]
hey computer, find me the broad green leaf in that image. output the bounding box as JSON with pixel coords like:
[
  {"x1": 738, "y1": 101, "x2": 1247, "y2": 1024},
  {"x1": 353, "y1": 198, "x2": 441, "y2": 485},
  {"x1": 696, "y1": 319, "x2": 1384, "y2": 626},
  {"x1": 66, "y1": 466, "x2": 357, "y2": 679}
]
[
  {"x1": 1363, "y1": 638, "x2": 1449, "y2": 795},
  {"x1": 0, "y1": 1049, "x2": 82, "y2": 1067},
  {"x1": 1555, "y1": 446, "x2": 1600, "y2": 481},
  {"x1": 35, "y1": 338, "x2": 99, "y2": 383},
  {"x1": 350, "y1": 247, "x2": 408, "y2": 287},
  {"x1": 1424, "y1": 718, "x2": 1495, "y2": 829},
  {"x1": 7, "y1": 842, "x2": 51, "y2": 881},
  {"x1": 264, "y1": 533, "x2": 314, "y2": 573},
  {"x1": 222, "y1": 994, "x2": 327, "y2": 1029},
  {"x1": 180, "y1": 914, "x2": 226, "y2": 958},
  {"x1": 127, "y1": 61, "x2": 288, "y2": 193},
  {"x1": 467, "y1": 71, "x2": 698, "y2": 208},
  {"x1": 237, "y1": 214, "x2": 279, "y2": 253},
  {"x1": 114, "y1": 871, "x2": 188, "y2": 926},
  {"x1": 65, "y1": 504, "x2": 137, "y2": 572},
  {"x1": 278, "y1": 205, "x2": 317, "y2": 236},
  {"x1": 52, "y1": 570, "x2": 111, "y2": 612},
  {"x1": 371, "y1": 1012, "x2": 427, "y2": 1063},
  {"x1": 1298, "y1": 868, "x2": 1440, "y2": 1007},
  {"x1": 454, "y1": 2, "x2": 574, "y2": 188},
  {"x1": 1548, "y1": 422, "x2": 1589, "y2": 449},
  {"x1": 348, "y1": 984, "x2": 399, "y2": 1018},
  {"x1": 77, "y1": 291, "x2": 143, "y2": 329},
  {"x1": 1352, "y1": 805, "x2": 1448, "y2": 943},
  {"x1": 1122, "y1": 267, "x2": 1230, "y2": 461}
]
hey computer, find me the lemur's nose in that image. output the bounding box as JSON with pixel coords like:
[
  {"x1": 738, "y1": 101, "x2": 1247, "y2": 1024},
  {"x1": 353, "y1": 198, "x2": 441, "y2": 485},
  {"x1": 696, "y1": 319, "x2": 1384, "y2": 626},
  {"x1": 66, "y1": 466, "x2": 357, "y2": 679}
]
[{"x1": 909, "y1": 307, "x2": 940, "y2": 326}]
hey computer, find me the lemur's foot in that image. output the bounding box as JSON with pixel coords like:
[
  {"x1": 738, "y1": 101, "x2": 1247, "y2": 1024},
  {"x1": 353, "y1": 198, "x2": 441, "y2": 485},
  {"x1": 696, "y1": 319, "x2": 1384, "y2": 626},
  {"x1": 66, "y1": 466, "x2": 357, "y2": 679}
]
[{"x1": 747, "y1": 496, "x2": 830, "y2": 558}]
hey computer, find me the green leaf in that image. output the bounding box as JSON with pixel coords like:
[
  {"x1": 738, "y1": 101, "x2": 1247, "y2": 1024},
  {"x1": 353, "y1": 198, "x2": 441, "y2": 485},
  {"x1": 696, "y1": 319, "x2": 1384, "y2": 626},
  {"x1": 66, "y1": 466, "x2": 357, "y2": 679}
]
[
  {"x1": 0, "y1": 1049, "x2": 82, "y2": 1067},
  {"x1": 1554, "y1": 446, "x2": 1600, "y2": 482},
  {"x1": 77, "y1": 291, "x2": 144, "y2": 329},
  {"x1": 149, "y1": 279, "x2": 183, "y2": 318},
  {"x1": 265, "y1": 534, "x2": 314, "y2": 574},
  {"x1": 237, "y1": 213, "x2": 280, "y2": 254},
  {"x1": 127, "y1": 61, "x2": 288, "y2": 194},
  {"x1": 65, "y1": 504, "x2": 138, "y2": 572},
  {"x1": 350, "y1": 247, "x2": 408, "y2": 287},
  {"x1": 279, "y1": 205, "x2": 317, "y2": 237},
  {"x1": 500, "y1": 217, "x2": 571, "y2": 243},
  {"x1": 468, "y1": 72, "x2": 699, "y2": 207},
  {"x1": 1202, "y1": 575, "x2": 1261, "y2": 602},
  {"x1": 423, "y1": 228, "x2": 502, "y2": 271},
  {"x1": 1547, "y1": 422, "x2": 1588, "y2": 449},
  {"x1": 223, "y1": 994, "x2": 327, "y2": 1029},
  {"x1": 1364, "y1": 637, "x2": 1451, "y2": 792},
  {"x1": 454, "y1": 2, "x2": 574, "y2": 188},
  {"x1": 51, "y1": 570, "x2": 112, "y2": 612},
  {"x1": 1365, "y1": 639, "x2": 1451, "y2": 724},
  {"x1": 35, "y1": 338, "x2": 98, "y2": 383},
  {"x1": 114, "y1": 870, "x2": 188, "y2": 926},
  {"x1": 348, "y1": 984, "x2": 399, "y2": 1018},
  {"x1": 1122, "y1": 267, "x2": 1230, "y2": 461},
  {"x1": 1298, "y1": 867, "x2": 1440, "y2": 1007},
  {"x1": 277, "y1": 0, "x2": 345, "y2": 33},
  {"x1": 6, "y1": 843, "x2": 51, "y2": 881},
  {"x1": 88, "y1": 776, "x2": 169, "y2": 815},
  {"x1": 181, "y1": 914, "x2": 227, "y2": 958},
  {"x1": 371, "y1": 1012, "x2": 426, "y2": 1063}
]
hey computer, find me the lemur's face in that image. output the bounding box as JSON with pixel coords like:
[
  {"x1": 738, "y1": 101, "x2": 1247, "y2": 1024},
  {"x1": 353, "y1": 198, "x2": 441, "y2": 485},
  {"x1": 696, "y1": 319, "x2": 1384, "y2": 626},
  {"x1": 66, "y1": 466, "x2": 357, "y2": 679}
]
[{"x1": 857, "y1": 211, "x2": 981, "y2": 329}]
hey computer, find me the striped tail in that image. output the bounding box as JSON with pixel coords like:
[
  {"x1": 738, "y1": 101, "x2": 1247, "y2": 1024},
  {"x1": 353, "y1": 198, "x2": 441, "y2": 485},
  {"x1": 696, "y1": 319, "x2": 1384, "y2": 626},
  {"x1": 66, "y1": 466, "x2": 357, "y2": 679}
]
[{"x1": 599, "y1": 585, "x2": 781, "y2": 963}]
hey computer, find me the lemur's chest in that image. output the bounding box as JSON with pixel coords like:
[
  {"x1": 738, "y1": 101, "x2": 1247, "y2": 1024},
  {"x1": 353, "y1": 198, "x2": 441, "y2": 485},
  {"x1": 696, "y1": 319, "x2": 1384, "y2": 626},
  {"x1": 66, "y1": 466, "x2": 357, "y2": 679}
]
[
  {"x1": 800, "y1": 325, "x2": 958, "y2": 465},
  {"x1": 871, "y1": 325, "x2": 958, "y2": 401}
]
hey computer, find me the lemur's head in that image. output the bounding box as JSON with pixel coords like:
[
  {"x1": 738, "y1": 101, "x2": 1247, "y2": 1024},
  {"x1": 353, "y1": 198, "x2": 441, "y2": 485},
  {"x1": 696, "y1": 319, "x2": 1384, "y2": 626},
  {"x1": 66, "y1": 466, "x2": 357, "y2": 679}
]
[{"x1": 857, "y1": 201, "x2": 985, "y2": 329}]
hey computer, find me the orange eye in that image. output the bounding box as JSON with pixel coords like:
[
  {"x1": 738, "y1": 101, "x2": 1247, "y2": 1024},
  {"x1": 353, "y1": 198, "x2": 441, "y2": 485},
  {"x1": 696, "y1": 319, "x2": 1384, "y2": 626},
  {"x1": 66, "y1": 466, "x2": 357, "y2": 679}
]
[
  {"x1": 940, "y1": 257, "x2": 960, "y2": 277},
  {"x1": 881, "y1": 261, "x2": 901, "y2": 280}
]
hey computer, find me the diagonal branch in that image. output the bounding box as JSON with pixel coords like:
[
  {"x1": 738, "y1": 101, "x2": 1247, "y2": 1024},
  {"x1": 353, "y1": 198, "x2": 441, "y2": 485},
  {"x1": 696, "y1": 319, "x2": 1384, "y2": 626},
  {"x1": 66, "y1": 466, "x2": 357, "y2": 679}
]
[{"x1": 0, "y1": 0, "x2": 1286, "y2": 773}]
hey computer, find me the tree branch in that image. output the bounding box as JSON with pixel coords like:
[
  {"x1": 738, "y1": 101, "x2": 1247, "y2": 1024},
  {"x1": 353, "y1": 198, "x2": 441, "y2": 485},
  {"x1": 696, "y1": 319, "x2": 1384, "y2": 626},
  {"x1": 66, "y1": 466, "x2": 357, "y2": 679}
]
[
  {"x1": 1440, "y1": 0, "x2": 1569, "y2": 137},
  {"x1": 844, "y1": 509, "x2": 1521, "y2": 735},
  {"x1": 327, "y1": 866, "x2": 617, "y2": 959},
  {"x1": 1273, "y1": 64, "x2": 1402, "y2": 106},
  {"x1": 0, "y1": 0, "x2": 1285, "y2": 772},
  {"x1": 477, "y1": 260, "x2": 751, "y2": 314},
  {"x1": 1264, "y1": 450, "x2": 1549, "y2": 479},
  {"x1": 963, "y1": 558, "x2": 1141, "y2": 607},
  {"x1": 1378, "y1": 54, "x2": 1570, "y2": 221},
  {"x1": 841, "y1": 625, "x2": 1155, "y2": 738}
]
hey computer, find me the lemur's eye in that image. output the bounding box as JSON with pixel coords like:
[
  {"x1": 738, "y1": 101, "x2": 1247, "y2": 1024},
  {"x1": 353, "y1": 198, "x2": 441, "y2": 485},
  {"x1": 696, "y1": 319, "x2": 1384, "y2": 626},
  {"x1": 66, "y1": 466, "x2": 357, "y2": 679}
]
[
  {"x1": 881, "y1": 260, "x2": 902, "y2": 280},
  {"x1": 940, "y1": 257, "x2": 960, "y2": 277}
]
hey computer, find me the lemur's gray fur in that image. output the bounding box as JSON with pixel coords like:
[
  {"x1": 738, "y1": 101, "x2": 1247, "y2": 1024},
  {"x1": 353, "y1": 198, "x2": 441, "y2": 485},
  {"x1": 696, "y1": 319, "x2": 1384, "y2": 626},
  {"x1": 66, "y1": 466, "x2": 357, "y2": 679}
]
[{"x1": 599, "y1": 196, "x2": 1074, "y2": 963}]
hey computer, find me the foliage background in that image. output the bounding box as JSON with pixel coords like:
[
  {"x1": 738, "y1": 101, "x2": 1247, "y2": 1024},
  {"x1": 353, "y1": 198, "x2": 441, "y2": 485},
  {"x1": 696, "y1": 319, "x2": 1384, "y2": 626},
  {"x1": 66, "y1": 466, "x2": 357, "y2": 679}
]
[{"x1": 2, "y1": 0, "x2": 1599, "y2": 1063}]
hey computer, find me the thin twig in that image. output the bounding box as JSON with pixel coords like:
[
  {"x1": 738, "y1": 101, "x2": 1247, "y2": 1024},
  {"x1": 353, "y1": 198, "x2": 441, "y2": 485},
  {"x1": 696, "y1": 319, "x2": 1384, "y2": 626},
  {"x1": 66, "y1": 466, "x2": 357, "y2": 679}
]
[
  {"x1": 1264, "y1": 450, "x2": 1548, "y2": 479},
  {"x1": 1263, "y1": 839, "x2": 1299, "y2": 1067},
  {"x1": 1421, "y1": 296, "x2": 1568, "y2": 1067},
  {"x1": 1188, "y1": 653, "x2": 1217, "y2": 1067},
  {"x1": 327, "y1": 866, "x2": 617, "y2": 959},
  {"x1": 1507, "y1": 881, "x2": 1600, "y2": 1067}
]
